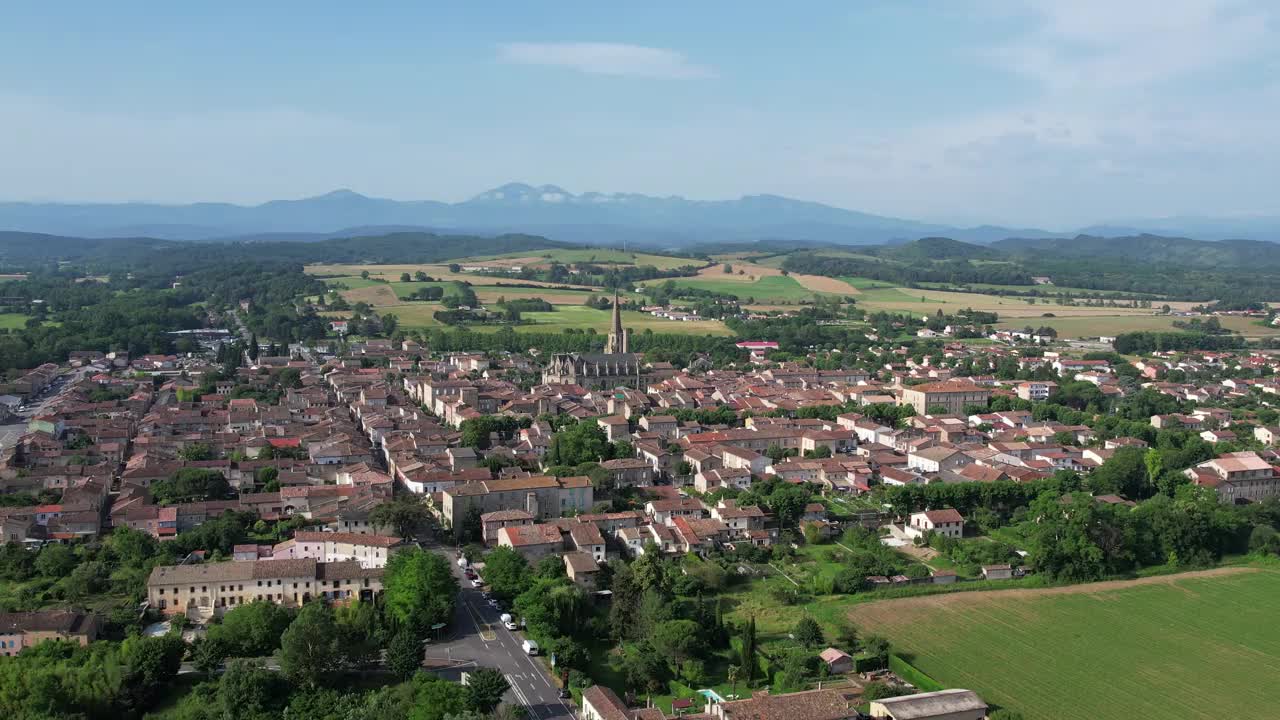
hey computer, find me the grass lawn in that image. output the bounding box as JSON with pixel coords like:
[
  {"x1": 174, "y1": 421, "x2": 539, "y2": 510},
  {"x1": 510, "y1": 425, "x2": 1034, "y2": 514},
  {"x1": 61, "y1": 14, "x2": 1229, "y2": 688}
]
[
  {"x1": 0, "y1": 313, "x2": 31, "y2": 329},
  {"x1": 854, "y1": 566, "x2": 1280, "y2": 720}
]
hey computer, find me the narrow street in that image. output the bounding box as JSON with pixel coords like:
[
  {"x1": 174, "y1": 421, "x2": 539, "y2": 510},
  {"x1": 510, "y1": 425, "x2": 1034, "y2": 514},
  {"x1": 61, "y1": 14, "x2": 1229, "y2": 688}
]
[{"x1": 425, "y1": 544, "x2": 576, "y2": 720}]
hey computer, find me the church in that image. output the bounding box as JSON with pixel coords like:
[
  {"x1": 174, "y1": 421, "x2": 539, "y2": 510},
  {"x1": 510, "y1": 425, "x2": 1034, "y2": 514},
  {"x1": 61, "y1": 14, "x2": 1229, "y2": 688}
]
[{"x1": 542, "y1": 291, "x2": 643, "y2": 389}]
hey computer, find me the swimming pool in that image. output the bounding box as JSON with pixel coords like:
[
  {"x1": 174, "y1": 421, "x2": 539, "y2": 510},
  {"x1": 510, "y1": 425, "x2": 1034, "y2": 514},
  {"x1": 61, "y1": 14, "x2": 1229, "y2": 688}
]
[{"x1": 697, "y1": 689, "x2": 726, "y2": 704}]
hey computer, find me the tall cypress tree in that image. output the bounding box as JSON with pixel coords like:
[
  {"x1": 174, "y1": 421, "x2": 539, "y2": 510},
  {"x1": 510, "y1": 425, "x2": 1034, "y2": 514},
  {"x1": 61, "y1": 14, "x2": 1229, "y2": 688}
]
[{"x1": 740, "y1": 615, "x2": 757, "y2": 682}]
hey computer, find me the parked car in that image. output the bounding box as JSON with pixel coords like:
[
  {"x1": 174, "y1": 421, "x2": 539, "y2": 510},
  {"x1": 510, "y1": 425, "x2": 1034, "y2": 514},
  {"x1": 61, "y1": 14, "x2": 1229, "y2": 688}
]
[{"x1": 522, "y1": 640, "x2": 539, "y2": 656}]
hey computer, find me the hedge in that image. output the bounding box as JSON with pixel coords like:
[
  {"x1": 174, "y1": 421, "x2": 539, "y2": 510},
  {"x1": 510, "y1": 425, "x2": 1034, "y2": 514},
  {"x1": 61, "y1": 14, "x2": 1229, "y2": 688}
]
[{"x1": 889, "y1": 654, "x2": 944, "y2": 692}]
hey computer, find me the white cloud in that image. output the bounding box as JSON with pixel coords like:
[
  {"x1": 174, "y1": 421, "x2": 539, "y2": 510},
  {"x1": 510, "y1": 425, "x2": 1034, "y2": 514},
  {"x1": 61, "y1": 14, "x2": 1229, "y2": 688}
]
[
  {"x1": 802, "y1": 0, "x2": 1280, "y2": 226},
  {"x1": 985, "y1": 0, "x2": 1274, "y2": 94},
  {"x1": 497, "y1": 42, "x2": 716, "y2": 79}
]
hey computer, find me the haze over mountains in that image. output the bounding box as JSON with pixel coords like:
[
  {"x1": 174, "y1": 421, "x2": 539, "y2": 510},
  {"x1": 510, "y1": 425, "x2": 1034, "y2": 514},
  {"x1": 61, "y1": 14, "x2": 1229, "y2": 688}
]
[{"x1": 0, "y1": 183, "x2": 1276, "y2": 246}]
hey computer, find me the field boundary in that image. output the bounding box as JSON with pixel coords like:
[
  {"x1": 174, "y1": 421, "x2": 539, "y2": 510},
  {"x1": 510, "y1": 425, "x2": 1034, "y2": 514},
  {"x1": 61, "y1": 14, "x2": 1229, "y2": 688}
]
[
  {"x1": 888, "y1": 654, "x2": 944, "y2": 692},
  {"x1": 854, "y1": 565, "x2": 1257, "y2": 621}
]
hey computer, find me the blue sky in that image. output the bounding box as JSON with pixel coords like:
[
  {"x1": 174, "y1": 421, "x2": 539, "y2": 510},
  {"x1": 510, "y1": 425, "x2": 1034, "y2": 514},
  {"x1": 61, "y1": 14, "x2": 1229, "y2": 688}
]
[{"x1": 2, "y1": 1, "x2": 1277, "y2": 227}]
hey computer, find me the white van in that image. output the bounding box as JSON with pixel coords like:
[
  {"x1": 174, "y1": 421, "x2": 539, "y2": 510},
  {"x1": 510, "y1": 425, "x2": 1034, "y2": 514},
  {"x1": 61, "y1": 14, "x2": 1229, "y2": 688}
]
[
  {"x1": 522, "y1": 639, "x2": 539, "y2": 656},
  {"x1": 501, "y1": 613, "x2": 518, "y2": 631}
]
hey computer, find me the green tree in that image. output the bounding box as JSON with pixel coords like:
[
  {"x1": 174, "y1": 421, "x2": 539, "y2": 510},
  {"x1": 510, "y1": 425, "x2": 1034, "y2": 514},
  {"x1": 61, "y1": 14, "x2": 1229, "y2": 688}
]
[
  {"x1": 481, "y1": 546, "x2": 531, "y2": 603},
  {"x1": 1089, "y1": 447, "x2": 1152, "y2": 499},
  {"x1": 545, "y1": 420, "x2": 610, "y2": 466},
  {"x1": 740, "y1": 616, "x2": 757, "y2": 681},
  {"x1": 650, "y1": 619, "x2": 701, "y2": 667},
  {"x1": 862, "y1": 635, "x2": 890, "y2": 665},
  {"x1": 178, "y1": 442, "x2": 214, "y2": 461},
  {"x1": 409, "y1": 674, "x2": 471, "y2": 720},
  {"x1": 767, "y1": 483, "x2": 812, "y2": 528},
  {"x1": 34, "y1": 543, "x2": 77, "y2": 577},
  {"x1": 120, "y1": 634, "x2": 186, "y2": 712},
  {"x1": 279, "y1": 602, "x2": 345, "y2": 687},
  {"x1": 370, "y1": 497, "x2": 430, "y2": 538},
  {"x1": 383, "y1": 548, "x2": 458, "y2": 636},
  {"x1": 219, "y1": 659, "x2": 287, "y2": 720},
  {"x1": 388, "y1": 629, "x2": 424, "y2": 680},
  {"x1": 216, "y1": 601, "x2": 293, "y2": 657},
  {"x1": 621, "y1": 641, "x2": 671, "y2": 694},
  {"x1": 465, "y1": 667, "x2": 511, "y2": 714},
  {"x1": 192, "y1": 634, "x2": 233, "y2": 673},
  {"x1": 793, "y1": 616, "x2": 824, "y2": 648}
]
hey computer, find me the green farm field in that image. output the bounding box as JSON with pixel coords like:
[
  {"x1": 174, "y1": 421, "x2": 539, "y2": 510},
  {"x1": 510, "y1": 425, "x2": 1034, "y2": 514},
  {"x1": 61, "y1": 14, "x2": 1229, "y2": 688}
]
[
  {"x1": 854, "y1": 566, "x2": 1280, "y2": 720},
  {"x1": 641, "y1": 274, "x2": 828, "y2": 302}
]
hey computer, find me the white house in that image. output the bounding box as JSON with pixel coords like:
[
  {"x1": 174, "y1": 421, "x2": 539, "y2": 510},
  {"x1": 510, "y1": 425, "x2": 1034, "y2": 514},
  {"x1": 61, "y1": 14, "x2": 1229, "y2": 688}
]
[{"x1": 906, "y1": 509, "x2": 964, "y2": 539}]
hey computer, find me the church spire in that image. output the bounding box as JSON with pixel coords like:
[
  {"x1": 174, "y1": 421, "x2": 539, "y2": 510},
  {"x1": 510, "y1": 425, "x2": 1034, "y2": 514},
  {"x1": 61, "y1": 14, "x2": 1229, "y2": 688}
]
[{"x1": 607, "y1": 288, "x2": 626, "y2": 354}]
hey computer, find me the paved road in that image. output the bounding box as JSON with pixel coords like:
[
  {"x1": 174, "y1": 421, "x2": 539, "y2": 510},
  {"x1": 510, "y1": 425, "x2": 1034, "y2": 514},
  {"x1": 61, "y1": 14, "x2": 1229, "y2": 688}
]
[
  {"x1": 0, "y1": 366, "x2": 90, "y2": 452},
  {"x1": 427, "y1": 548, "x2": 576, "y2": 720}
]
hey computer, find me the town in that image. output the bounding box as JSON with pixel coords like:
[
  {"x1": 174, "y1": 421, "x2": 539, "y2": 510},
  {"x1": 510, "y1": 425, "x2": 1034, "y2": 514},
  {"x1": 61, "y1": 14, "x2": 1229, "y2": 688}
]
[
  {"x1": 5, "y1": 6, "x2": 1280, "y2": 717},
  {"x1": 3, "y1": 274, "x2": 1280, "y2": 719}
]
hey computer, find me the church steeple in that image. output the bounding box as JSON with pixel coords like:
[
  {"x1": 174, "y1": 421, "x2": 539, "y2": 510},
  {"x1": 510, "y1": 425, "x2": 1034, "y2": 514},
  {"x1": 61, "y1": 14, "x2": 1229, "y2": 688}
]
[{"x1": 606, "y1": 288, "x2": 627, "y2": 354}]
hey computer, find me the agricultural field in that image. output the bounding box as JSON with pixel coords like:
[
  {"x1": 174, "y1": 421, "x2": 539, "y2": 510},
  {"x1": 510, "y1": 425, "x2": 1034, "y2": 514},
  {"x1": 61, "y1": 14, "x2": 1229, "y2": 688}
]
[
  {"x1": 916, "y1": 281, "x2": 1164, "y2": 298},
  {"x1": 305, "y1": 259, "x2": 1268, "y2": 339},
  {"x1": 640, "y1": 274, "x2": 845, "y2": 303},
  {"x1": 306, "y1": 263, "x2": 600, "y2": 289},
  {"x1": 853, "y1": 566, "x2": 1280, "y2": 720},
  {"x1": 472, "y1": 306, "x2": 733, "y2": 336},
  {"x1": 466, "y1": 247, "x2": 699, "y2": 270},
  {"x1": 310, "y1": 267, "x2": 729, "y2": 333},
  {"x1": 1000, "y1": 314, "x2": 1280, "y2": 339}
]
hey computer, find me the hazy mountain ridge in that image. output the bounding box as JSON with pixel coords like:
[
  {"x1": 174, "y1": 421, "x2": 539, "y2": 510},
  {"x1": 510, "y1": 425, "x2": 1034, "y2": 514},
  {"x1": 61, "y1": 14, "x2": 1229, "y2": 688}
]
[{"x1": 0, "y1": 184, "x2": 1275, "y2": 245}]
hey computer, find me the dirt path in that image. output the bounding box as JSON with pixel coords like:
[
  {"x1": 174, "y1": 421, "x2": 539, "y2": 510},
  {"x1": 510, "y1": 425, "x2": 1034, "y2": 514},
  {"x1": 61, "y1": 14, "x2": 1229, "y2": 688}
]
[{"x1": 853, "y1": 566, "x2": 1259, "y2": 628}]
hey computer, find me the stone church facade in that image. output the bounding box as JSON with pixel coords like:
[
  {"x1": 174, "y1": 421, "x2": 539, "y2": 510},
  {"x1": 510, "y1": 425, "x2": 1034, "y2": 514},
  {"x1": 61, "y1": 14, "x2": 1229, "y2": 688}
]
[{"x1": 542, "y1": 292, "x2": 643, "y2": 389}]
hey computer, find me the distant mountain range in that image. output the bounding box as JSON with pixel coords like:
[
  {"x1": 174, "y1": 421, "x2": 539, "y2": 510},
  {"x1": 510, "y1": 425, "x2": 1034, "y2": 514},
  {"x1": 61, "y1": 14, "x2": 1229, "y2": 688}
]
[{"x1": 1, "y1": 183, "x2": 1276, "y2": 246}]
